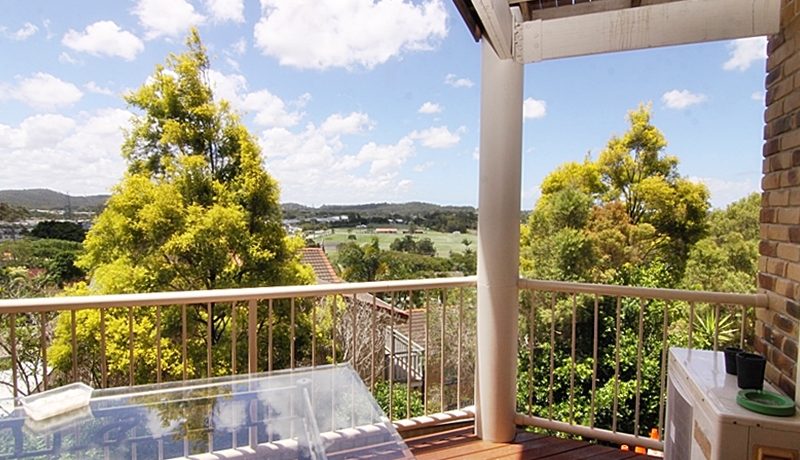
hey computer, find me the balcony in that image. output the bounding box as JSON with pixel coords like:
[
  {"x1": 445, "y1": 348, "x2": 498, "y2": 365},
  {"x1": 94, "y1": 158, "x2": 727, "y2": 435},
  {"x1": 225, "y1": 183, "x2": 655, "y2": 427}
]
[{"x1": 0, "y1": 275, "x2": 764, "y2": 458}]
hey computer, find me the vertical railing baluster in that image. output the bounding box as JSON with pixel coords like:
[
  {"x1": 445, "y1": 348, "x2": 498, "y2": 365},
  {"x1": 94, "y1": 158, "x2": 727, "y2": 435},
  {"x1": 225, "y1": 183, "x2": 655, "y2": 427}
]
[
  {"x1": 291, "y1": 298, "x2": 296, "y2": 369},
  {"x1": 248, "y1": 299, "x2": 257, "y2": 374},
  {"x1": 156, "y1": 306, "x2": 162, "y2": 383},
  {"x1": 688, "y1": 301, "x2": 695, "y2": 350},
  {"x1": 612, "y1": 296, "x2": 621, "y2": 433},
  {"x1": 591, "y1": 294, "x2": 599, "y2": 429},
  {"x1": 207, "y1": 302, "x2": 213, "y2": 377},
  {"x1": 128, "y1": 307, "x2": 134, "y2": 386},
  {"x1": 181, "y1": 304, "x2": 187, "y2": 381},
  {"x1": 569, "y1": 294, "x2": 577, "y2": 425},
  {"x1": 39, "y1": 312, "x2": 49, "y2": 391},
  {"x1": 713, "y1": 304, "x2": 721, "y2": 352},
  {"x1": 101, "y1": 308, "x2": 107, "y2": 388},
  {"x1": 353, "y1": 295, "x2": 358, "y2": 373},
  {"x1": 71, "y1": 310, "x2": 78, "y2": 383},
  {"x1": 548, "y1": 293, "x2": 555, "y2": 420},
  {"x1": 440, "y1": 290, "x2": 446, "y2": 412},
  {"x1": 331, "y1": 296, "x2": 337, "y2": 365},
  {"x1": 457, "y1": 288, "x2": 464, "y2": 409},
  {"x1": 268, "y1": 299, "x2": 273, "y2": 372},
  {"x1": 740, "y1": 305, "x2": 746, "y2": 349},
  {"x1": 312, "y1": 297, "x2": 317, "y2": 367},
  {"x1": 9, "y1": 314, "x2": 18, "y2": 399},
  {"x1": 407, "y1": 290, "x2": 413, "y2": 419},
  {"x1": 634, "y1": 298, "x2": 645, "y2": 437},
  {"x1": 389, "y1": 292, "x2": 395, "y2": 420},
  {"x1": 528, "y1": 291, "x2": 536, "y2": 416},
  {"x1": 424, "y1": 291, "x2": 430, "y2": 415},
  {"x1": 231, "y1": 302, "x2": 238, "y2": 374},
  {"x1": 371, "y1": 294, "x2": 376, "y2": 392},
  {"x1": 658, "y1": 301, "x2": 670, "y2": 438}
]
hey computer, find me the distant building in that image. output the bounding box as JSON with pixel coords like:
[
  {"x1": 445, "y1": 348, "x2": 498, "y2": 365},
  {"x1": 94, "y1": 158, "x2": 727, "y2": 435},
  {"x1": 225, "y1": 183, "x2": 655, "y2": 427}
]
[{"x1": 375, "y1": 228, "x2": 398, "y2": 234}]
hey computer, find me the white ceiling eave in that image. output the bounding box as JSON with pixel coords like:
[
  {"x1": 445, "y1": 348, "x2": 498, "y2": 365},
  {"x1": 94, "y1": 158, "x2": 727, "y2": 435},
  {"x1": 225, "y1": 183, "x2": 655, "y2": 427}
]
[{"x1": 516, "y1": 0, "x2": 780, "y2": 64}]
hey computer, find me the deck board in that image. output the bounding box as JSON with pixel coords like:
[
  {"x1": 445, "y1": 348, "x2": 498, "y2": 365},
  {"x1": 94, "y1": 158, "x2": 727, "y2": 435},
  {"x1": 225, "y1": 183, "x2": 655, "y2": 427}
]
[{"x1": 405, "y1": 426, "x2": 660, "y2": 460}]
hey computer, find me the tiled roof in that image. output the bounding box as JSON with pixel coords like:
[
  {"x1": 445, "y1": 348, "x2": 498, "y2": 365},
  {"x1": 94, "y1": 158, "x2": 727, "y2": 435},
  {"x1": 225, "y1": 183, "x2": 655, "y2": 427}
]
[{"x1": 300, "y1": 247, "x2": 341, "y2": 284}]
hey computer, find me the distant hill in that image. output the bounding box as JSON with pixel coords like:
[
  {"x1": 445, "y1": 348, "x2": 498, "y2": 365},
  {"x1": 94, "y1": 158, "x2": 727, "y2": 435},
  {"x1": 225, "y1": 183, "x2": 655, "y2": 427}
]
[
  {"x1": 0, "y1": 189, "x2": 109, "y2": 211},
  {"x1": 0, "y1": 189, "x2": 476, "y2": 217},
  {"x1": 282, "y1": 201, "x2": 476, "y2": 217}
]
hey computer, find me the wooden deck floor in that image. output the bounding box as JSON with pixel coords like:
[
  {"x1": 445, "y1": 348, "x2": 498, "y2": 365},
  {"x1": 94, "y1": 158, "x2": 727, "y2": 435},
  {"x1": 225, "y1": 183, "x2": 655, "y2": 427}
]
[{"x1": 405, "y1": 426, "x2": 660, "y2": 460}]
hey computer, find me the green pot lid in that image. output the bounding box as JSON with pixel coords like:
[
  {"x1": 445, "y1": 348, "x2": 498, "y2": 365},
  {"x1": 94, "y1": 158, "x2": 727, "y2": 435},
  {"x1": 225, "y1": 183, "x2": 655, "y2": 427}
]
[{"x1": 736, "y1": 389, "x2": 796, "y2": 417}]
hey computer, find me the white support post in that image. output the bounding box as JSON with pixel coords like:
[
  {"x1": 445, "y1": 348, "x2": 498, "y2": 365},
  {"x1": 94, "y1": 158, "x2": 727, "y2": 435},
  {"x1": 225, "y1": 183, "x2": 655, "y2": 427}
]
[{"x1": 475, "y1": 38, "x2": 523, "y2": 442}]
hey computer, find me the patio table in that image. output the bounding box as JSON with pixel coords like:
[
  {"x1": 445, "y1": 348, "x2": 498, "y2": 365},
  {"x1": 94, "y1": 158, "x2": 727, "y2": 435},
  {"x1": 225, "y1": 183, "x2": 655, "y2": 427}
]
[{"x1": 0, "y1": 364, "x2": 411, "y2": 459}]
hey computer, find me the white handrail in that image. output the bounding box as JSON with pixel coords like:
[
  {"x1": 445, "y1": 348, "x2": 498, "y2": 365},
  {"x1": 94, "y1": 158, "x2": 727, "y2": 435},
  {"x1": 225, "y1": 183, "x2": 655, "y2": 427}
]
[
  {"x1": 0, "y1": 276, "x2": 478, "y2": 313},
  {"x1": 519, "y1": 277, "x2": 767, "y2": 307}
]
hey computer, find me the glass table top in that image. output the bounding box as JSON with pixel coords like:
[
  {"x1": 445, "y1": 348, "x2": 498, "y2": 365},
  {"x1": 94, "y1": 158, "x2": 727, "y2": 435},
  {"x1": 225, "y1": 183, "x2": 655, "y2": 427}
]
[{"x1": 0, "y1": 364, "x2": 411, "y2": 459}]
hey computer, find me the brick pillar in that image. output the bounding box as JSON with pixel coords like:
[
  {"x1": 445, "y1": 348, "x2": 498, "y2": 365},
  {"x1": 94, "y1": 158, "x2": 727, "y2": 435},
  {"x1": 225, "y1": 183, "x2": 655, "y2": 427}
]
[{"x1": 759, "y1": 0, "x2": 800, "y2": 401}]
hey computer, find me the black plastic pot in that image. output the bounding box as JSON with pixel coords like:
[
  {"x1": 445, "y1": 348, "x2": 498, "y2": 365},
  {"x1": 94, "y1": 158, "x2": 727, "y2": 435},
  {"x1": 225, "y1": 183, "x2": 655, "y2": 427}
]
[
  {"x1": 724, "y1": 347, "x2": 744, "y2": 375},
  {"x1": 736, "y1": 352, "x2": 766, "y2": 390}
]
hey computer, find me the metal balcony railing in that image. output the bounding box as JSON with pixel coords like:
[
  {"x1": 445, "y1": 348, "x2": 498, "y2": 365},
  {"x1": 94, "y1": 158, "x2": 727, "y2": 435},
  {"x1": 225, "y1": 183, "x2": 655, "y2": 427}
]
[
  {"x1": 0, "y1": 276, "x2": 766, "y2": 451},
  {"x1": 515, "y1": 277, "x2": 767, "y2": 451},
  {"x1": 0, "y1": 277, "x2": 477, "y2": 426}
]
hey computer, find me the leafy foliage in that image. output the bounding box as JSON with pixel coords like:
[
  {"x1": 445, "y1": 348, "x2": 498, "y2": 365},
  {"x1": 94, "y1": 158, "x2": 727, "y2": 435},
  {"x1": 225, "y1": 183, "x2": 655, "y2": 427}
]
[
  {"x1": 48, "y1": 30, "x2": 312, "y2": 387},
  {"x1": 517, "y1": 106, "x2": 760, "y2": 437},
  {"x1": 0, "y1": 202, "x2": 30, "y2": 222},
  {"x1": 336, "y1": 237, "x2": 475, "y2": 281},
  {"x1": 31, "y1": 220, "x2": 86, "y2": 242}
]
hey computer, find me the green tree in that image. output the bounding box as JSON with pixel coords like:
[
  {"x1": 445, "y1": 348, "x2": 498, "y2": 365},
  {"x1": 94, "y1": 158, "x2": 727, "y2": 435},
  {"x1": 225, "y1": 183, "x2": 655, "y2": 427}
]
[
  {"x1": 682, "y1": 193, "x2": 759, "y2": 293},
  {"x1": 522, "y1": 105, "x2": 709, "y2": 284},
  {"x1": 30, "y1": 221, "x2": 86, "y2": 242},
  {"x1": 49, "y1": 30, "x2": 312, "y2": 387},
  {"x1": 0, "y1": 203, "x2": 30, "y2": 222},
  {"x1": 518, "y1": 105, "x2": 714, "y2": 437},
  {"x1": 337, "y1": 239, "x2": 385, "y2": 282}
]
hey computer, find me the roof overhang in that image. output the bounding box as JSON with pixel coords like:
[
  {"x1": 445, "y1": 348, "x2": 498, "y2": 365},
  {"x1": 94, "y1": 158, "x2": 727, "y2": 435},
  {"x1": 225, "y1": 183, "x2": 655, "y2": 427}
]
[{"x1": 453, "y1": 0, "x2": 780, "y2": 63}]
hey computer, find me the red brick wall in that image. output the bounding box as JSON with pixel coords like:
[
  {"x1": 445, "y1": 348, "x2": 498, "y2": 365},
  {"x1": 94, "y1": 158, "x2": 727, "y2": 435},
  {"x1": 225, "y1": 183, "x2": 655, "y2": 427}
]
[{"x1": 758, "y1": 0, "x2": 800, "y2": 399}]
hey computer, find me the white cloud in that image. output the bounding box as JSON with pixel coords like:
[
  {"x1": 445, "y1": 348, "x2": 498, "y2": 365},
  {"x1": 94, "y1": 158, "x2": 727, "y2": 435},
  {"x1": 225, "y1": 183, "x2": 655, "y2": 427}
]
[
  {"x1": 253, "y1": 0, "x2": 448, "y2": 70},
  {"x1": 260, "y1": 124, "x2": 414, "y2": 203},
  {"x1": 42, "y1": 19, "x2": 54, "y2": 40},
  {"x1": 413, "y1": 161, "x2": 434, "y2": 172},
  {"x1": 523, "y1": 98, "x2": 547, "y2": 119},
  {"x1": 751, "y1": 91, "x2": 765, "y2": 102},
  {"x1": 0, "y1": 109, "x2": 131, "y2": 194},
  {"x1": 444, "y1": 73, "x2": 473, "y2": 88},
  {"x1": 321, "y1": 112, "x2": 373, "y2": 135},
  {"x1": 134, "y1": 0, "x2": 205, "y2": 40},
  {"x1": 58, "y1": 52, "x2": 80, "y2": 65},
  {"x1": 84, "y1": 81, "x2": 114, "y2": 96},
  {"x1": 2, "y1": 22, "x2": 38, "y2": 41},
  {"x1": 231, "y1": 37, "x2": 246, "y2": 55},
  {"x1": 207, "y1": 70, "x2": 305, "y2": 127},
  {"x1": 351, "y1": 138, "x2": 415, "y2": 174},
  {"x1": 62, "y1": 21, "x2": 144, "y2": 61},
  {"x1": 661, "y1": 89, "x2": 708, "y2": 109},
  {"x1": 690, "y1": 176, "x2": 759, "y2": 209},
  {"x1": 723, "y1": 37, "x2": 767, "y2": 72},
  {"x1": 418, "y1": 101, "x2": 442, "y2": 114},
  {"x1": 410, "y1": 125, "x2": 462, "y2": 149},
  {"x1": 0, "y1": 73, "x2": 83, "y2": 110},
  {"x1": 206, "y1": 0, "x2": 244, "y2": 23},
  {"x1": 243, "y1": 90, "x2": 304, "y2": 127}
]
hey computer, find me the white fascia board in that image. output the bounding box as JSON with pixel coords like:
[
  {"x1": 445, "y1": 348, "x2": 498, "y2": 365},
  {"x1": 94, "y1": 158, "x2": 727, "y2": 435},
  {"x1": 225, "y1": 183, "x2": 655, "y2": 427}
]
[
  {"x1": 475, "y1": 0, "x2": 515, "y2": 59},
  {"x1": 519, "y1": 0, "x2": 780, "y2": 64}
]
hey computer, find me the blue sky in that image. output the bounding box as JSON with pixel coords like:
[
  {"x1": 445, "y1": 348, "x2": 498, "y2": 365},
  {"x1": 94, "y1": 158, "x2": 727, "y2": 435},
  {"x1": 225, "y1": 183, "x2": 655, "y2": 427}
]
[{"x1": 0, "y1": 0, "x2": 767, "y2": 209}]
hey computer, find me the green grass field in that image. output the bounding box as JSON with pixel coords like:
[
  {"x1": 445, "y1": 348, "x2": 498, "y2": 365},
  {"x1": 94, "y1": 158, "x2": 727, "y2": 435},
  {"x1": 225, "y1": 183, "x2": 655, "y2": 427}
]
[{"x1": 308, "y1": 227, "x2": 477, "y2": 257}]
